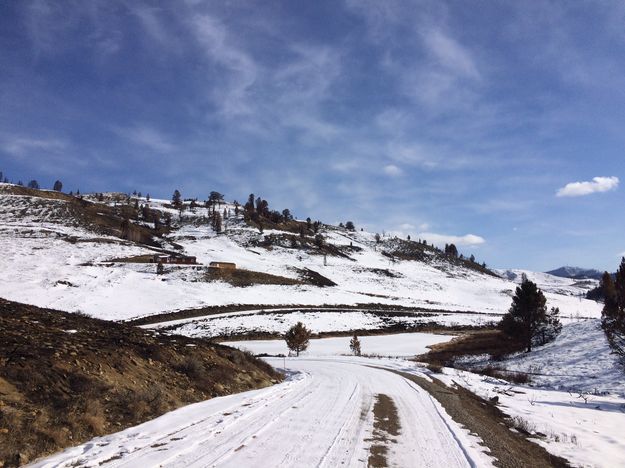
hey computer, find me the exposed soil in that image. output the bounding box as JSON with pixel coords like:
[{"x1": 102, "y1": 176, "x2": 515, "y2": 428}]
[
  {"x1": 386, "y1": 369, "x2": 570, "y2": 468},
  {"x1": 367, "y1": 394, "x2": 400, "y2": 467},
  {"x1": 0, "y1": 298, "x2": 282, "y2": 467},
  {"x1": 296, "y1": 268, "x2": 337, "y2": 287},
  {"x1": 204, "y1": 267, "x2": 302, "y2": 287},
  {"x1": 417, "y1": 328, "x2": 524, "y2": 366}
]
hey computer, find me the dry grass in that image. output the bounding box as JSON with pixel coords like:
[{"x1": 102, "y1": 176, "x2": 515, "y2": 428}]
[
  {"x1": 479, "y1": 365, "x2": 532, "y2": 384},
  {"x1": 417, "y1": 329, "x2": 524, "y2": 367},
  {"x1": 0, "y1": 298, "x2": 282, "y2": 467},
  {"x1": 204, "y1": 267, "x2": 302, "y2": 287}
]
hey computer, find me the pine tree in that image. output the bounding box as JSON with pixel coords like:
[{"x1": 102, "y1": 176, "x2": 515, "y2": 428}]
[
  {"x1": 499, "y1": 277, "x2": 549, "y2": 352},
  {"x1": 213, "y1": 212, "x2": 223, "y2": 233},
  {"x1": 245, "y1": 193, "x2": 255, "y2": 213},
  {"x1": 314, "y1": 234, "x2": 324, "y2": 248},
  {"x1": 615, "y1": 258, "x2": 625, "y2": 326},
  {"x1": 349, "y1": 333, "x2": 361, "y2": 356},
  {"x1": 172, "y1": 189, "x2": 182, "y2": 208},
  {"x1": 27, "y1": 180, "x2": 40, "y2": 189},
  {"x1": 536, "y1": 307, "x2": 562, "y2": 345},
  {"x1": 375, "y1": 233, "x2": 381, "y2": 243},
  {"x1": 345, "y1": 221, "x2": 355, "y2": 231},
  {"x1": 284, "y1": 322, "x2": 311, "y2": 356},
  {"x1": 53, "y1": 180, "x2": 63, "y2": 192},
  {"x1": 601, "y1": 271, "x2": 618, "y2": 326}
]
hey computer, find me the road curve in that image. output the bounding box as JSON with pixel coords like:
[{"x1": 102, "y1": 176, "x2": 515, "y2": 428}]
[{"x1": 30, "y1": 359, "x2": 490, "y2": 468}]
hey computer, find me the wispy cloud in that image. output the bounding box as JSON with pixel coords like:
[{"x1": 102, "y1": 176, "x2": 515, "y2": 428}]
[
  {"x1": 422, "y1": 29, "x2": 480, "y2": 80},
  {"x1": 191, "y1": 14, "x2": 258, "y2": 118},
  {"x1": 1, "y1": 135, "x2": 67, "y2": 157},
  {"x1": 114, "y1": 126, "x2": 175, "y2": 153},
  {"x1": 556, "y1": 176, "x2": 619, "y2": 197}
]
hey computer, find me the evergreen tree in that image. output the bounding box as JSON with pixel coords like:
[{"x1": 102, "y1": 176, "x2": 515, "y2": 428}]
[
  {"x1": 499, "y1": 278, "x2": 549, "y2": 352},
  {"x1": 447, "y1": 244, "x2": 458, "y2": 258},
  {"x1": 615, "y1": 258, "x2": 625, "y2": 325},
  {"x1": 285, "y1": 322, "x2": 311, "y2": 356},
  {"x1": 53, "y1": 180, "x2": 63, "y2": 192},
  {"x1": 213, "y1": 212, "x2": 223, "y2": 233},
  {"x1": 314, "y1": 234, "x2": 324, "y2": 248},
  {"x1": 306, "y1": 217, "x2": 312, "y2": 230},
  {"x1": 375, "y1": 233, "x2": 381, "y2": 243},
  {"x1": 282, "y1": 209, "x2": 292, "y2": 222},
  {"x1": 470, "y1": 254, "x2": 476, "y2": 263},
  {"x1": 536, "y1": 307, "x2": 562, "y2": 345},
  {"x1": 601, "y1": 271, "x2": 618, "y2": 325},
  {"x1": 27, "y1": 180, "x2": 40, "y2": 189},
  {"x1": 209, "y1": 191, "x2": 224, "y2": 205},
  {"x1": 345, "y1": 221, "x2": 355, "y2": 231},
  {"x1": 156, "y1": 262, "x2": 164, "y2": 275},
  {"x1": 172, "y1": 189, "x2": 182, "y2": 208},
  {"x1": 349, "y1": 333, "x2": 361, "y2": 356},
  {"x1": 245, "y1": 193, "x2": 255, "y2": 213}
]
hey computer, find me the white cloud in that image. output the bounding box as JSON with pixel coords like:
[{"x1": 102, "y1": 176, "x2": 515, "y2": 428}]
[
  {"x1": 556, "y1": 176, "x2": 619, "y2": 197},
  {"x1": 191, "y1": 14, "x2": 258, "y2": 117},
  {"x1": 422, "y1": 29, "x2": 480, "y2": 80},
  {"x1": 419, "y1": 232, "x2": 485, "y2": 247},
  {"x1": 1, "y1": 136, "x2": 67, "y2": 156},
  {"x1": 383, "y1": 164, "x2": 403, "y2": 176}
]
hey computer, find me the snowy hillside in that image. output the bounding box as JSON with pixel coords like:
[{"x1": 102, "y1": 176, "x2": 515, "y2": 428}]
[{"x1": 0, "y1": 184, "x2": 601, "y2": 323}]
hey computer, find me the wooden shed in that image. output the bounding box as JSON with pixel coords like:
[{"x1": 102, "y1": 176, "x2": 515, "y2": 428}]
[{"x1": 152, "y1": 254, "x2": 197, "y2": 265}]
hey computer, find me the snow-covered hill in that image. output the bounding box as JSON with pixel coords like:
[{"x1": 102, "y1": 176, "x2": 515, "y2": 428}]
[
  {"x1": 0, "y1": 184, "x2": 601, "y2": 323},
  {"x1": 546, "y1": 266, "x2": 604, "y2": 280}
]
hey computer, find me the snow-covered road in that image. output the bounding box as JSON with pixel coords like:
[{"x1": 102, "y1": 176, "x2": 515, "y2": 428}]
[{"x1": 31, "y1": 359, "x2": 491, "y2": 467}]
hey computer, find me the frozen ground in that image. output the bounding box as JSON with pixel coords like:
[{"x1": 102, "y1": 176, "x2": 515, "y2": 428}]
[
  {"x1": 222, "y1": 331, "x2": 455, "y2": 357},
  {"x1": 0, "y1": 188, "x2": 602, "y2": 321},
  {"x1": 29, "y1": 358, "x2": 494, "y2": 468}
]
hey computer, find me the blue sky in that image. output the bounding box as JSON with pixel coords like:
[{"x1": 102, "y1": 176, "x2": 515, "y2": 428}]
[{"x1": 1, "y1": 0, "x2": 625, "y2": 271}]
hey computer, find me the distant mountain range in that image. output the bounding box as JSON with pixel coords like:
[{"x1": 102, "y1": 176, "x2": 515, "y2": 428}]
[{"x1": 546, "y1": 266, "x2": 604, "y2": 280}]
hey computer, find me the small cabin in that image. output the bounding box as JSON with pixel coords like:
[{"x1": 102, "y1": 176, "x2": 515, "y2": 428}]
[
  {"x1": 151, "y1": 254, "x2": 197, "y2": 265},
  {"x1": 209, "y1": 261, "x2": 236, "y2": 270}
]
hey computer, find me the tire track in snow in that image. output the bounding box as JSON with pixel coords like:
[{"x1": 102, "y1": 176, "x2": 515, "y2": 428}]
[{"x1": 30, "y1": 359, "x2": 492, "y2": 468}]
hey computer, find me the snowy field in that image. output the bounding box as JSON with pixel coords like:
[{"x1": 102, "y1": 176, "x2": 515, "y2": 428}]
[
  {"x1": 456, "y1": 319, "x2": 625, "y2": 396},
  {"x1": 150, "y1": 309, "x2": 500, "y2": 338},
  {"x1": 0, "y1": 189, "x2": 602, "y2": 322},
  {"x1": 222, "y1": 331, "x2": 455, "y2": 357}
]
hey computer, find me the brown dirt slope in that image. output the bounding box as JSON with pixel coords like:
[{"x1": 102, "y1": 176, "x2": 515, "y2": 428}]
[{"x1": 0, "y1": 298, "x2": 282, "y2": 467}]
